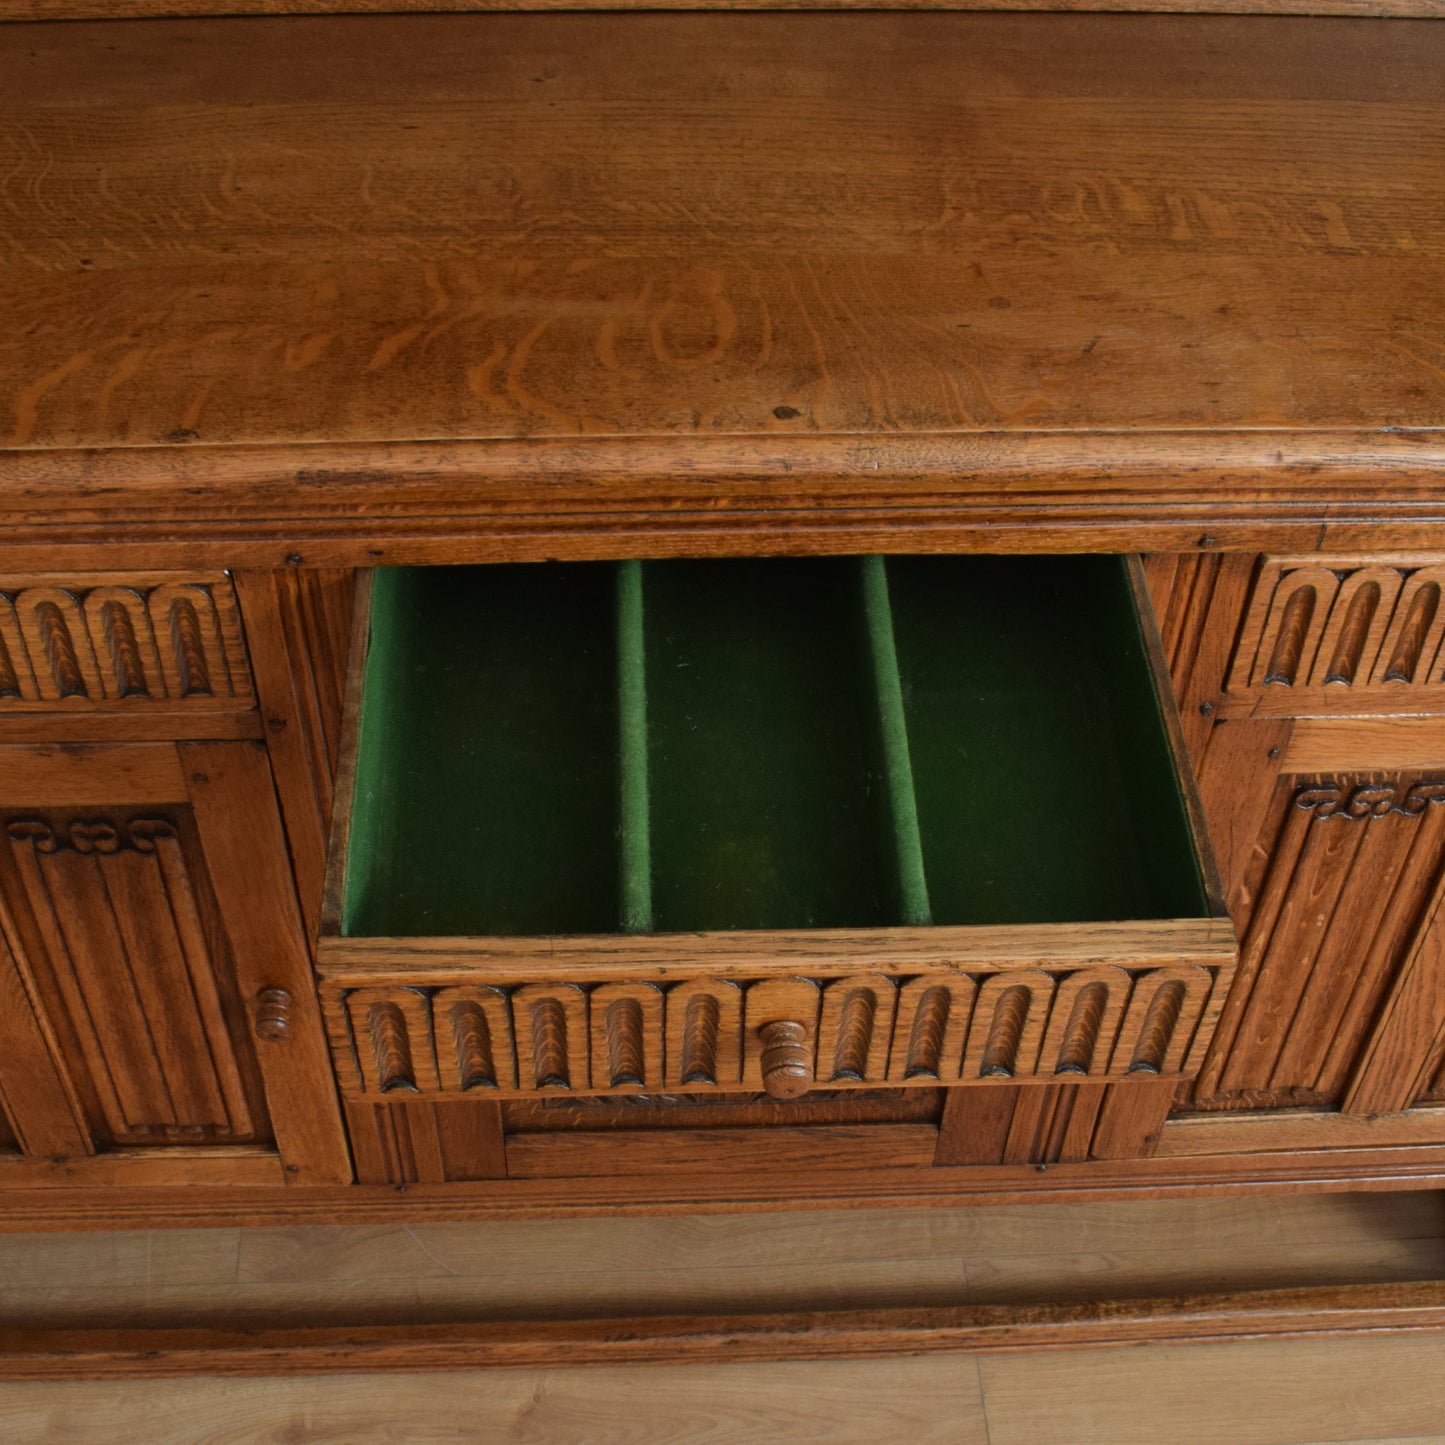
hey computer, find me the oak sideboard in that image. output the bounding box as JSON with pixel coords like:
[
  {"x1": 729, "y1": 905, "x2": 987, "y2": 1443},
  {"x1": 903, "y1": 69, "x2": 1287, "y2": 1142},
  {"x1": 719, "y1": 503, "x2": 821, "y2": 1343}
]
[{"x1": 1, "y1": 7, "x2": 1445, "y2": 1365}]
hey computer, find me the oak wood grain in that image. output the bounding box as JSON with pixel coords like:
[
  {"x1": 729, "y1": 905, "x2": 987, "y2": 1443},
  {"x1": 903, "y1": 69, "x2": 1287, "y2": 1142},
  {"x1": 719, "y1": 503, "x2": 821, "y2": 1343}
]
[
  {"x1": 1286, "y1": 718, "x2": 1445, "y2": 774},
  {"x1": 0, "y1": 16, "x2": 1442, "y2": 558},
  {"x1": 980, "y1": 1331, "x2": 1445, "y2": 1445},
  {"x1": 4, "y1": 1135, "x2": 1445, "y2": 1228},
  {"x1": 504, "y1": 1125, "x2": 940, "y2": 1178},
  {"x1": 4, "y1": 14, "x2": 1442, "y2": 449},
  {"x1": 182, "y1": 742, "x2": 353, "y2": 1185},
  {"x1": 1156, "y1": 1106, "x2": 1445, "y2": 1156},
  {"x1": 0, "y1": 745, "x2": 188, "y2": 807},
  {"x1": 232, "y1": 569, "x2": 355, "y2": 941},
  {"x1": 4, "y1": 1280, "x2": 1445, "y2": 1379},
  {"x1": 0, "y1": 1358, "x2": 989, "y2": 1445},
  {"x1": 318, "y1": 919, "x2": 1238, "y2": 982},
  {"x1": 6, "y1": 0, "x2": 1445, "y2": 15}
]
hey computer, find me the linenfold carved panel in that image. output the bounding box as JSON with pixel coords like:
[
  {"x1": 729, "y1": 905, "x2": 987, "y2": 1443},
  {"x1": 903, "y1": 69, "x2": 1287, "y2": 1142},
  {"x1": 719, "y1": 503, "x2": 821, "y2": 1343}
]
[
  {"x1": 0, "y1": 576, "x2": 252, "y2": 709},
  {"x1": 321, "y1": 965, "x2": 1219, "y2": 1102},
  {"x1": 0, "y1": 810, "x2": 269, "y2": 1145},
  {"x1": 1226, "y1": 557, "x2": 1445, "y2": 714},
  {"x1": 1189, "y1": 773, "x2": 1445, "y2": 1113}
]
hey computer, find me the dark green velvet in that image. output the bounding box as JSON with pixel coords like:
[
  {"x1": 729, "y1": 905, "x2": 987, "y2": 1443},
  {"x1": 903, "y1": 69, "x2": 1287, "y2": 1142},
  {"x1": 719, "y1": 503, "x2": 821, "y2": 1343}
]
[
  {"x1": 643, "y1": 558, "x2": 896, "y2": 931},
  {"x1": 343, "y1": 565, "x2": 621, "y2": 938},
  {"x1": 886, "y1": 555, "x2": 1206, "y2": 925},
  {"x1": 342, "y1": 556, "x2": 1205, "y2": 939}
]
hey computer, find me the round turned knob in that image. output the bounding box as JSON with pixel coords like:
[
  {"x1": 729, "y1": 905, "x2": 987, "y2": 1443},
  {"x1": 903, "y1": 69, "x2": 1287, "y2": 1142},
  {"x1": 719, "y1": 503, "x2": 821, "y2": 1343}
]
[
  {"x1": 255, "y1": 987, "x2": 293, "y2": 1042},
  {"x1": 759, "y1": 1019, "x2": 813, "y2": 1100}
]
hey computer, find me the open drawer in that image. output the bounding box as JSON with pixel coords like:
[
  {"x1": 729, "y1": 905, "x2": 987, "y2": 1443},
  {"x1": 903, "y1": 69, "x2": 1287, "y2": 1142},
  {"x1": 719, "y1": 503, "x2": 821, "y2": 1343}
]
[{"x1": 318, "y1": 556, "x2": 1236, "y2": 1103}]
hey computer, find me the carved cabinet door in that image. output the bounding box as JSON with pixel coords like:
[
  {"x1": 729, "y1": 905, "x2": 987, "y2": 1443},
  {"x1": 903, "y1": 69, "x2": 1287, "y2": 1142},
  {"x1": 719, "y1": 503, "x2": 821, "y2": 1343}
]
[
  {"x1": 1146, "y1": 552, "x2": 1445, "y2": 1121},
  {"x1": 0, "y1": 740, "x2": 350, "y2": 1186},
  {"x1": 1186, "y1": 723, "x2": 1445, "y2": 1118}
]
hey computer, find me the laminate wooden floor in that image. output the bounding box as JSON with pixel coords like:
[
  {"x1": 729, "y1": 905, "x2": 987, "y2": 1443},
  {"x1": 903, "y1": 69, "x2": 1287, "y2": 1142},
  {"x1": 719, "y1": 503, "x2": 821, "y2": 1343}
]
[{"x1": 1, "y1": 1191, "x2": 1442, "y2": 1443}]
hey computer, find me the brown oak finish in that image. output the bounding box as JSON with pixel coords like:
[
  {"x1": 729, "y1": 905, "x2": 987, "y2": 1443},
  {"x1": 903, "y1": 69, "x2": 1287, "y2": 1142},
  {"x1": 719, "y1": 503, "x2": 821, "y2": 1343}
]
[
  {"x1": 4, "y1": 1280, "x2": 1445, "y2": 1379},
  {"x1": 231, "y1": 568, "x2": 355, "y2": 940},
  {"x1": 181, "y1": 743, "x2": 352, "y2": 1185},
  {"x1": 6, "y1": 1129, "x2": 1445, "y2": 1229},
  {"x1": 0, "y1": 741, "x2": 349, "y2": 1188},
  {"x1": 345, "y1": 1100, "x2": 506, "y2": 1186},
  {"x1": 0, "y1": 17, "x2": 1444, "y2": 564},
  {"x1": 1150, "y1": 552, "x2": 1445, "y2": 1125},
  {"x1": 0, "y1": 2, "x2": 1444, "y2": 1295},
  {"x1": 8, "y1": 0, "x2": 1445, "y2": 15}
]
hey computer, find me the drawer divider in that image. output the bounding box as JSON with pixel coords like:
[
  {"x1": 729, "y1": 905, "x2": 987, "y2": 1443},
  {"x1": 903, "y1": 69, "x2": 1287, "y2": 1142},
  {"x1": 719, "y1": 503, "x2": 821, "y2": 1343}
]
[
  {"x1": 861, "y1": 556, "x2": 932, "y2": 927},
  {"x1": 617, "y1": 560, "x2": 654, "y2": 933}
]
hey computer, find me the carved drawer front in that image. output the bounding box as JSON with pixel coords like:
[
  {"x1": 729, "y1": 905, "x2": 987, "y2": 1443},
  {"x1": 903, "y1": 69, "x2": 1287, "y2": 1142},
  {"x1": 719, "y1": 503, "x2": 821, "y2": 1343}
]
[
  {"x1": 318, "y1": 555, "x2": 1236, "y2": 1109},
  {"x1": 1224, "y1": 555, "x2": 1445, "y2": 717},
  {"x1": 319, "y1": 962, "x2": 1222, "y2": 1102},
  {"x1": 0, "y1": 574, "x2": 252, "y2": 711}
]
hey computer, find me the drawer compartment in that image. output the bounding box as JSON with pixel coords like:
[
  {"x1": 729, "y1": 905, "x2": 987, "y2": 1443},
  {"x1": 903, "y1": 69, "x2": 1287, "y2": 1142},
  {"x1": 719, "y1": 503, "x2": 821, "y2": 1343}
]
[{"x1": 319, "y1": 555, "x2": 1235, "y2": 1102}]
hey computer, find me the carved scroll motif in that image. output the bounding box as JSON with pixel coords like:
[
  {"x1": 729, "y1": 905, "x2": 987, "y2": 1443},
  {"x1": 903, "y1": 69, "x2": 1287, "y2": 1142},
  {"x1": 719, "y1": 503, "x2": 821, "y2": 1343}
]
[{"x1": 1295, "y1": 780, "x2": 1445, "y2": 820}]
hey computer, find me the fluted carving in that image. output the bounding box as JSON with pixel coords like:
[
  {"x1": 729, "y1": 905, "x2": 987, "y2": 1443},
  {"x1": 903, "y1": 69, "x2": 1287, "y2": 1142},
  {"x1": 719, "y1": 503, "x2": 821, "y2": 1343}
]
[
  {"x1": 0, "y1": 577, "x2": 251, "y2": 708},
  {"x1": 528, "y1": 997, "x2": 571, "y2": 1089},
  {"x1": 827, "y1": 989, "x2": 876, "y2": 1082},
  {"x1": 1055, "y1": 982, "x2": 1109, "y2": 1075},
  {"x1": 320, "y1": 963, "x2": 1219, "y2": 1101},
  {"x1": 5, "y1": 807, "x2": 260, "y2": 1144},
  {"x1": 903, "y1": 985, "x2": 951, "y2": 1079},
  {"x1": 1264, "y1": 584, "x2": 1315, "y2": 685},
  {"x1": 99, "y1": 600, "x2": 147, "y2": 697},
  {"x1": 979, "y1": 985, "x2": 1032, "y2": 1078},
  {"x1": 680, "y1": 993, "x2": 721, "y2": 1085},
  {"x1": 1232, "y1": 559, "x2": 1445, "y2": 707},
  {"x1": 604, "y1": 997, "x2": 646, "y2": 1088},
  {"x1": 450, "y1": 1001, "x2": 497, "y2": 1090},
  {"x1": 0, "y1": 630, "x2": 21, "y2": 699},
  {"x1": 35, "y1": 600, "x2": 87, "y2": 698},
  {"x1": 1128, "y1": 981, "x2": 1186, "y2": 1074},
  {"x1": 1323, "y1": 582, "x2": 1380, "y2": 685},
  {"x1": 368, "y1": 1002, "x2": 418, "y2": 1093},
  {"x1": 168, "y1": 596, "x2": 214, "y2": 697},
  {"x1": 1384, "y1": 582, "x2": 1441, "y2": 683}
]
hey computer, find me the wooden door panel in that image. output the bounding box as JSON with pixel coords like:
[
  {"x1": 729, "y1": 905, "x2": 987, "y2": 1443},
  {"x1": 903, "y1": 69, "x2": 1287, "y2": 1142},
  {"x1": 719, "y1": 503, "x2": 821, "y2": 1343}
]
[
  {"x1": 0, "y1": 741, "x2": 350, "y2": 1184},
  {"x1": 1189, "y1": 770, "x2": 1445, "y2": 1112},
  {"x1": 0, "y1": 809, "x2": 266, "y2": 1147},
  {"x1": 0, "y1": 920, "x2": 91, "y2": 1158},
  {"x1": 1149, "y1": 553, "x2": 1445, "y2": 1122},
  {"x1": 183, "y1": 740, "x2": 352, "y2": 1184}
]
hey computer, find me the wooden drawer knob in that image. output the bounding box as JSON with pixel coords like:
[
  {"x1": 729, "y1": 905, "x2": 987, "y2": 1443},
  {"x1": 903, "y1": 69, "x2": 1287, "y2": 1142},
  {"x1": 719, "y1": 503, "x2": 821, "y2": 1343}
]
[
  {"x1": 759, "y1": 1019, "x2": 813, "y2": 1100},
  {"x1": 255, "y1": 987, "x2": 293, "y2": 1042}
]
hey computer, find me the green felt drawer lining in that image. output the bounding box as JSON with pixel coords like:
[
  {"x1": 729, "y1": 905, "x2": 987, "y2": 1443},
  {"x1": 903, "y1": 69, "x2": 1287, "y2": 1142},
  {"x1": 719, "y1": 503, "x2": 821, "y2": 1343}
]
[{"x1": 342, "y1": 556, "x2": 1206, "y2": 939}]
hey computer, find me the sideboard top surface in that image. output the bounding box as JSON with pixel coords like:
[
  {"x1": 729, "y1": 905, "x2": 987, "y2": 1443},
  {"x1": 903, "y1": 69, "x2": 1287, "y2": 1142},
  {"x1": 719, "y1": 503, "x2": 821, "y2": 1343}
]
[{"x1": 1, "y1": 11, "x2": 1443, "y2": 561}]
